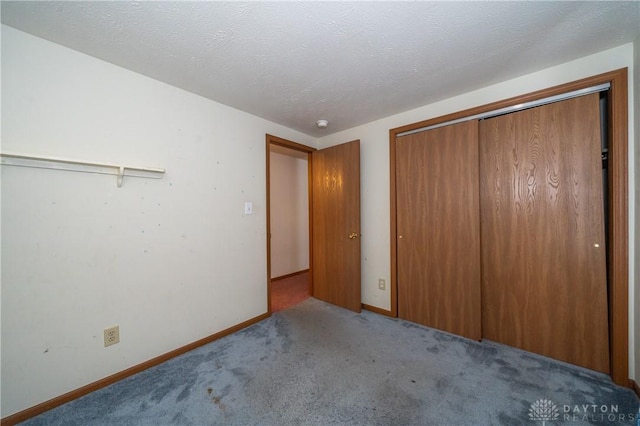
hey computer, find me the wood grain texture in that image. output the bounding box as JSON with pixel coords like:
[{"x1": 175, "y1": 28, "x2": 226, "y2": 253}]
[
  {"x1": 605, "y1": 69, "x2": 628, "y2": 385},
  {"x1": 396, "y1": 120, "x2": 481, "y2": 340},
  {"x1": 390, "y1": 68, "x2": 628, "y2": 385},
  {"x1": 389, "y1": 129, "x2": 398, "y2": 317},
  {"x1": 312, "y1": 140, "x2": 361, "y2": 312},
  {"x1": 479, "y1": 93, "x2": 609, "y2": 373}
]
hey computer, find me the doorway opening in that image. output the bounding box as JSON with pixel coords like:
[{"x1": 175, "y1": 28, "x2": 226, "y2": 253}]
[
  {"x1": 266, "y1": 134, "x2": 362, "y2": 314},
  {"x1": 266, "y1": 135, "x2": 316, "y2": 313}
]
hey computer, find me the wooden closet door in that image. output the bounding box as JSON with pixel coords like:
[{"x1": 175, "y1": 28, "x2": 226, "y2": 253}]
[
  {"x1": 479, "y1": 93, "x2": 609, "y2": 373},
  {"x1": 396, "y1": 120, "x2": 481, "y2": 340}
]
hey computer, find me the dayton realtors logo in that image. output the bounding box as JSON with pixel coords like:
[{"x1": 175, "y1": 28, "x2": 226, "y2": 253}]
[
  {"x1": 528, "y1": 399, "x2": 638, "y2": 424},
  {"x1": 529, "y1": 399, "x2": 559, "y2": 425}
]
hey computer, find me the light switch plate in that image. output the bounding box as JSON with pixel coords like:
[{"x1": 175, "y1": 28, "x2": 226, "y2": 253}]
[{"x1": 244, "y1": 202, "x2": 253, "y2": 215}]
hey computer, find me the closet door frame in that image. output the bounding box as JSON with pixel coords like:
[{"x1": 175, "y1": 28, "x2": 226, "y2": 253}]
[{"x1": 389, "y1": 68, "x2": 629, "y2": 387}]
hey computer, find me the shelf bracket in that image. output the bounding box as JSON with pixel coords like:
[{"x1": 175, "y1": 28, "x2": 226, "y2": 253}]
[{"x1": 117, "y1": 166, "x2": 125, "y2": 187}]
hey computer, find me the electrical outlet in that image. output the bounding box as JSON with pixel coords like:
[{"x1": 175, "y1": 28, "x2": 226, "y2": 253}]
[
  {"x1": 378, "y1": 278, "x2": 386, "y2": 290},
  {"x1": 104, "y1": 325, "x2": 120, "y2": 347}
]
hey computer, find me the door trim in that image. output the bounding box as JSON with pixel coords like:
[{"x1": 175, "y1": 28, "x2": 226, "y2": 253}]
[
  {"x1": 389, "y1": 68, "x2": 629, "y2": 386},
  {"x1": 266, "y1": 134, "x2": 316, "y2": 314}
]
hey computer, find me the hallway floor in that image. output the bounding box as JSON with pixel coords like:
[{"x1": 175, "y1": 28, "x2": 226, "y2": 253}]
[{"x1": 270, "y1": 271, "x2": 309, "y2": 312}]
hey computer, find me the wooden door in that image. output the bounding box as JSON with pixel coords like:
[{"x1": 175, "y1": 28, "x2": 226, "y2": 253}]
[
  {"x1": 479, "y1": 93, "x2": 609, "y2": 373},
  {"x1": 312, "y1": 140, "x2": 361, "y2": 312},
  {"x1": 396, "y1": 121, "x2": 481, "y2": 340}
]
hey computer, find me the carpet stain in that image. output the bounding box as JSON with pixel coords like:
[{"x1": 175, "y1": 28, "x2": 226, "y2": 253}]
[
  {"x1": 149, "y1": 381, "x2": 175, "y2": 402},
  {"x1": 176, "y1": 385, "x2": 191, "y2": 402},
  {"x1": 465, "y1": 344, "x2": 497, "y2": 367},
  {"x1": 273, "y1": 315, "x2": 293, "y2": 352},
  {"x1": 400, "y1": 321, "x2": 423, "y2": 330},
  {"x1": 426, "y1": 345, "x2": 440, "y2": 354},
  {"x1": 510, "y1": 378, "x2": 546, "y2": 392},
  {"x1": 211, "y1": 395, "x2": 226, "y2": 412},
  {"x1": 432, "y1": 330, "x2": 466, "y2": 344},
  {"x1": 206, "y1": 387, "x2": 227, "y2": 412},
  {"x1": 373, "y1": 382, "x2": 422, "y2": 425},
  {"x1": 243, "y1": 322, "x2": 268, "y2": 340},
  {"x1": 230, "y1": 367, "x2": 249, "y2": 380},
  {"x1": 498, "y1": 365, "x2": 521, "y2": 377},
  {"x1": 435, "y1": 377, "x2": 450, "y2": 392}
]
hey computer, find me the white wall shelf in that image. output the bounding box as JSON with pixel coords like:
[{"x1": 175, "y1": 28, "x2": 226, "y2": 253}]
[{"x1": 0, "y1": 152, "x2": 165, "y2": 187}]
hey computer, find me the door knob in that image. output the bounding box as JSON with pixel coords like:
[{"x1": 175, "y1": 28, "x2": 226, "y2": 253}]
[{"x1": 348, "y1": 232, "x2": 359, "y2": 239}]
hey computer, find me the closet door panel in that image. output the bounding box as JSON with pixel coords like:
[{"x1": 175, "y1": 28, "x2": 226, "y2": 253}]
[
  {"x1": 479, "y1": 93, "x2": 609, "y2": 373},
  {"x1": 396, "y1": 120, "x2": 481, "y2": 340}
]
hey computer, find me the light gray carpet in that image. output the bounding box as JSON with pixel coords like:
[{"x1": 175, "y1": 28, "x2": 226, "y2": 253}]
[{"x1": 23, "y1": 298, "x2": 639, "y2": 425}]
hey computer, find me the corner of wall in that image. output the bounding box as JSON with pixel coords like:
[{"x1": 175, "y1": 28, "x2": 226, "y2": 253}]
[
  {"x1": 0, "y1": 21, "x2": 4, "y2": 421},
  {"x1": 633, "y1": 34, "x2": 640, "y2": 384}
]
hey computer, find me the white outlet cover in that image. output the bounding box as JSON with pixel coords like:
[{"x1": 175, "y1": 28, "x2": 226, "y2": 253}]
[{"x1": 104, "y1": 325, "x2": 120, "y2": 347}]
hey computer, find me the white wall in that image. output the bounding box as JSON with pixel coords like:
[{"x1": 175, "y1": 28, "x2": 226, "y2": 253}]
[
  {"x1": 269, "y1": 152, "x2": 309, "y2": 278},
  {"x1": 0, "y1": 25, "x2": 315, "y2": 417},
  {"x1": 0, "y1": 20, "x2": 4, "y2": 417},
  {"x1": 316, "y1": 43, "x2": 637, "y2": 379}
]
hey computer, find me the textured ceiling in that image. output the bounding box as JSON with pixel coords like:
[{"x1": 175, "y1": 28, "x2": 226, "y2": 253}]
[{"x1": 2, "y1": 1, "x2": 639, "y2": 137}]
